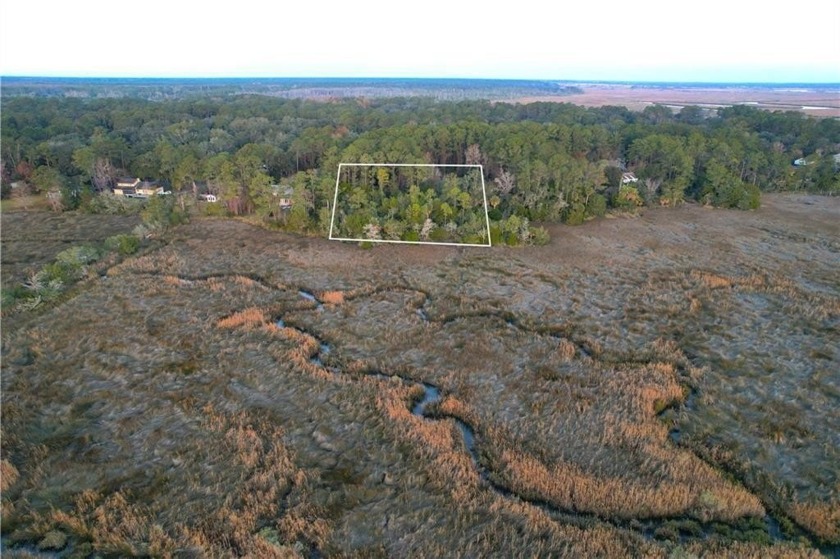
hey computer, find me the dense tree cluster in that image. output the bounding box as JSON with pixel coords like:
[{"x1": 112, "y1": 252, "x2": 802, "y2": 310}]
[
  {"x1": 332, "y1": 166, "x2": 491, "y2": 244},
  {"x1": 2, "y1": 93, "x2": 838, "y2": 243}
]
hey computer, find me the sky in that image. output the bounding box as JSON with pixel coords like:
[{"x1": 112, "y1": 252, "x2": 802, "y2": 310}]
[{"x1": 1, "y1": 0, "x2": 839, "y2": 82}]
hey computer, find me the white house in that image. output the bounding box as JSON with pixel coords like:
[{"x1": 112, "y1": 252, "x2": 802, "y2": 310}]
[
  {"x1": 113, "y1": 177, "x2": 141, "y2": 196},
  {"x1": 136, "y1": 181, "x2": 164, "y2": 197},
  {"x1": 116, "y1": 177, "x2": 141, "y2": 189},
  {"x1": 272, "y1": 185, "x2": 294, "y2": 209}
]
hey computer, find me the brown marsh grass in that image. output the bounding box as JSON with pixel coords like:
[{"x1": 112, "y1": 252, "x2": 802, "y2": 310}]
[
  {"x1": 789, "y1": 502, "x2": 840, "y2": 543},
  {"x1": 2, "y1": 194, "x2": 837, "y2": 556},
  {"x1": 319, "y1": 290, "x2": 345, "y2": 305},
  {"x1": 216, "y1": 306, "x2": 269, "y2": 329},
  {"x1": 0, "y1": 211, "x2": 140, "y2": 288}
]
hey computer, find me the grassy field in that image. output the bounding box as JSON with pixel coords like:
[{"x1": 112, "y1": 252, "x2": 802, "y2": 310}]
[
  {"x1": 510, "y1": 84, "x2": 840, "y2": 117},
  {"x1": 1, "y1": 194, "x2": 837, "y2": 557},
  {"x1": 1, "y1": 210, "x2": 141, "y2": 289}
]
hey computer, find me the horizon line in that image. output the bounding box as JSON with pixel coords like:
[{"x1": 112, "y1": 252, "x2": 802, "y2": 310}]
[{"x1": 2, "y1": 75, "x2": 839, "y2": 86}]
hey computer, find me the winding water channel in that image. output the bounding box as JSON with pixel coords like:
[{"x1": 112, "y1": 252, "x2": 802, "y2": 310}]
[{"x1": 276, "y1": 288, "x2": 835, "y2": 551}]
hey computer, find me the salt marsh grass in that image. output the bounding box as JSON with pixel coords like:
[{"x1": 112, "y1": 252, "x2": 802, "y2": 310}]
[{"x1": 2, "y1": 194, "x2": 836, "y2": 555}]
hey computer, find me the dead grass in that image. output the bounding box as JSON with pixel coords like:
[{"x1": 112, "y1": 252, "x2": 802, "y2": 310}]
[
  {"x1": 2, "y1": 195, "x2": 837, "y2": 556},
  {"x1": 1, "y1": 458, "x2": 20, "y2": 491},
  {"x1": 12, "y1": 404, "x2": 323, "y2": 557},
  {"x1": 555, "y1": 339, "x2": 577, "y2": 361},
  {"x1": 437, "y1": 396, "x2": 481, "y2": 428},
  {"x1": 509, "y1": 84, "x2": 840, "y2": 117},
  {"x1": 373, "y1": 381, "x2": 481, "y2": 504},
  {"x1": 216, "y1": 307, "x2": 268, "y2": 329},
  {"x1": 692, "y1": 270, "x2": 734, "y2": 289},
  {"x1": 319, "y1": 290, "x2": 345, "y2": 305},
  {"x1": 789, "y1": 501, "x2": 840, "y2": 544}
]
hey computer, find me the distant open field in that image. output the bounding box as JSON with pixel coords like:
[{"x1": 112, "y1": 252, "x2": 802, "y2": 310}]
[
  {"x1": 2, "y1": 194, "x2": 838, "y2": 557},
  {"x1": 512, "y1": 84, "x2": 840, "y2": 116}
]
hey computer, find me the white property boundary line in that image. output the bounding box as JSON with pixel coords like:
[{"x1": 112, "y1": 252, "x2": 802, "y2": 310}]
[{"x1": 329, "y1": 163, "x2": 492, "y2": 247}]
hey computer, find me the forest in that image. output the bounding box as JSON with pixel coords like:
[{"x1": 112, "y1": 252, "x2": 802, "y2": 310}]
[
  {"x1": 2, "y1": 93, "x2": 839, "y2": 244},
  {"x1": 331, "y1": 165, "x2": 491, "y2": 244}
]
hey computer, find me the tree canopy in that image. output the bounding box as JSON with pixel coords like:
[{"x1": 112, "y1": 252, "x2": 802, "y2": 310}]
[{"x1": 3, "y1": 92, "x2": 838, "y2": 244}]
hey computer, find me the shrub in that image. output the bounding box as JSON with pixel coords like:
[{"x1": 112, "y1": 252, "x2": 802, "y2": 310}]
[
  {"x1": 285, "y1": 206, "x2": 311, "y2": 232},
  {"x1": 41, "y1": 261, "x2": 81, "y2": 285},
  {"x1": 463, "y1": 234, "x2": 487, "y2": 244},
  {"x1": 59, "y1": 184, "x2": 81, "y2": 211},
  {"x1": 382, "y1": 219, "x2": 406, "y2": 240},
  {"x1": 142, "y1": 194, "x2": 187, "y2": 233},
  {"x1": 738, "y1": 183, "x2": 761, "y2": 210},
  {"x1": 564, "y1": 206, "x2": 587, "y2": 225},
  {"x1": 202, "y1": 202, "x2": 228, "y2": 217},
  {"x1": 586, "y1": 193, "x2": 607, "y2": 217},
  {"x1": 613, "y1": 185, "x2": 644, "y2": 209},
  {"x1": 83, "y1": 193, "x2": 145, "y2": 215},
  {"x1": 489, "y1": 225, "x2": 503, "y2": 245},
  {"x1": 55, "y1": 245, "x2": 100, "y2": 267},
  {"x1": 20, "y1": 267, "x2": 66, "y2": 303},
  {"x1": 105, "y1": 234, "x2": 141, "y2": 255},
  {"x1": 2, "y1": 285, "x2": 29, "y2": 308},
  {"x1": 530, "y1": 226, "x2": 550, "y2": 245},
  {"x1": 401, "y1": 230, "x2": 420, "y2": 242},
  {"x1": 429, "y1": 227, "x2": 449, "y2": 242}
]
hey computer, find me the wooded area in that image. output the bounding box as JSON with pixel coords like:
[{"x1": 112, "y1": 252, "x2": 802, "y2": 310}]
[
  {"x1": 331, "y1": 165, "x2": 490, "y2": 244},
  {"x1": 2, "y1": 94, "x2": 839, "y2": 244}
]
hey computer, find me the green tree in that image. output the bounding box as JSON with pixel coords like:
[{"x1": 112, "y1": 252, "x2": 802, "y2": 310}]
[
  {"x1": 142, "y1": 194, "x2": 188, "y2": 234},
  {"x1": 29, "y1": 165, "x2": 64, "y2": 194},
  {"x1": 700, "y1": 160, "x2": 760, "y2": 209},
  {"x1": 628, "y1": 134, "x2": 693, "y2": 205}
]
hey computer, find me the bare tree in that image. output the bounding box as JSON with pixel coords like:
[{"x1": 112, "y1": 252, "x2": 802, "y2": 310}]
[
  {"x1": 642, "y1": 177, "x2": 662, "y2": 199},
  {"x1": 92, "y1": 158, "x2": 117, "y2": 192},
  {"x1": 420, "y1": 218, "x2": 434, "y2": 241},
  {"x1": 494, "y1": 168, "x2": 516, "y2": 196},
  {"x1": 47, "y1": 190, "x2": 64, "y2": 212},
  {"x1": 465, "y1": 144, "x2": 483, "y2": 166}
]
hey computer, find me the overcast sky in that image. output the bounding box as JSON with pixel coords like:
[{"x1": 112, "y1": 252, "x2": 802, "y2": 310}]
[{"x1": 1, "y1": 0, "x2": 838, "y2": 82}]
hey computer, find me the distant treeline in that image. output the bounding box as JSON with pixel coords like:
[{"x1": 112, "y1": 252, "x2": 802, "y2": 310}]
[
  {"x1": 0, "y1": 77, "x2": 581, "y2": 101},
  {"x1": 2, "y1": 94, "x2": 838, "y2": 244}
]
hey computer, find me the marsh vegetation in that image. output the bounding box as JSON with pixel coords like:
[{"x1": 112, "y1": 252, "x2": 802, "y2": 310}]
[{"x1": 1, "y1": 194, "x2": 837, "y2": 557}]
